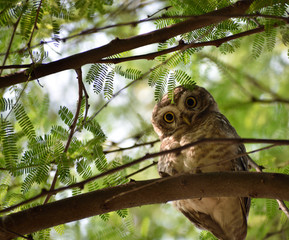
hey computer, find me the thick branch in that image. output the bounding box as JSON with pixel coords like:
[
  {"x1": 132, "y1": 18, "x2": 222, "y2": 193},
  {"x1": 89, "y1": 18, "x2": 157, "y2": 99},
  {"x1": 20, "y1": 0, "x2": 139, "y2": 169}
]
[
  {"x1": 0, "y1": 0, "x2": 254, "y2": 89},
  {"x1": 0, "y1": 172, "x2": 288, "y2": 239},
  {"x1": 96, "y1": 26, "x2": 266, "y2": 64},
  {"x1": 1, "y1": 137, "x2": 289, "y2": 214}
]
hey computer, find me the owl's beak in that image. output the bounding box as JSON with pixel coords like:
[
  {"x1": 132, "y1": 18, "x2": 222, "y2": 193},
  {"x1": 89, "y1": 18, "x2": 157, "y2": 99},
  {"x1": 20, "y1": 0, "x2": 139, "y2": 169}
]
[{"x1": 182, "y1": 116, "x2": 191, "y2": 126}]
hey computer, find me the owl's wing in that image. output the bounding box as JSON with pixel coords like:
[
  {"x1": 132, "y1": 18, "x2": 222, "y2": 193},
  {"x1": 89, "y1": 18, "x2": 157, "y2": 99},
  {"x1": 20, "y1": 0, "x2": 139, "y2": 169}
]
[
  {"x1": 178, "y1": 206, "x2": 227, "y2": 239},
  {"x1": 215, "y1": 112, "x2": 251, "y2": 218},
  {"x1": 236, "y1": 145, "x2": 251, "y2": 218}
]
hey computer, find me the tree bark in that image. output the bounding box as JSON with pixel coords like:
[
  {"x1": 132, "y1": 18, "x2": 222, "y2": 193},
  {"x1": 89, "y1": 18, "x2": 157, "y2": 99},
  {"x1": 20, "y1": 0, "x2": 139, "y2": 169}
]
[
  {"x1": 0, "y1": 172, "x2": 288, "y2": 239},
  {"x1": 0, "y1": 0, "x2": 254, "y2": 89}
]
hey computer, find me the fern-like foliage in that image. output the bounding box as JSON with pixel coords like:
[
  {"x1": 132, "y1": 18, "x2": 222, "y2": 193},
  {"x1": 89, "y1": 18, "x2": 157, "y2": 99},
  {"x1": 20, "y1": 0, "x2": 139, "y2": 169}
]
[
  {"x1": 76, "y1": 159, "x2": 93, "y2": 179},
  {"x1": 0, "y1": 119, "x2": 19, "y2": 170},
  {"x1": 50, "y1": 125, "x2": 69, "y2": 140},
  {"x1": 84, "y1": 119, "x2": 106, "y2": 141},
  {"x1": 86, "y1": 63, "x2": 108, "y2": 91},
  {"x1": 58, "y1": 106, "x2": 74, "y2": 127},
  {"x1": 154, "y1": 68, "x2": 169, "y2": 102},
  {"x1": 20, "y1": 1, "x2": 43, "y2": 40},
  {"x1": 19, "y1": 134, "x2": 65, "y2": 192},
  {"x1": 14, "y1": 103, "x2": 36, "y2": 142},
  {"x1": 167, "y1": 72, "x2": 176, "y2": 102},
  {"x1": 94, "y1": 145, "x2": 108, "y2": 172},
  {"x1": 0, "y1": 98, "x2": 14, "y2": 112},
  {"x1": 114, "y1": 66, "x2": 142, "y2": 80},
  {"x1": 199, "y1": 231, "x2": 218, "y2": 240},
  {"x1": 86, "y1": 63, "x2": 143, "y2": 99},
  {"x1": 103, "y1": 71, "x2": 114, "y2": 99},
  {"x1": 150, "y1": 66, "x2": 196, "y2": 102},
  {"x1": 265, "y1": 198, "x2": 279, "y2": 219}
]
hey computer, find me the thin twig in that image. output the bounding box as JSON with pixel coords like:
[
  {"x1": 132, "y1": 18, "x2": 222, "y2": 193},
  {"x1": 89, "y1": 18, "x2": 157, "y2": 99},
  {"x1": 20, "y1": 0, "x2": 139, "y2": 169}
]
[
  {"x1": 43, "y1": 68, "x2": 84, "y2": 204},
  {"x1": 103, "y1": 139, "x2": 160, "y2": 154},
  {"x1": 1, "y1": 137, "x2": 289, "y2": 214},
  {"x1": 0, "y1": 0, "x2": 28, "y2": 76},
  {"x1": 0, "y1": 64, "x2": 32, "y2": 69},
  {"x1": 246, "y1": 146, "x2": 289, "y2": 219},
  {"x1": 27, "y1": 0, "x2": 43, "y2": 48},
  {"x1": 0, "y1": 226, "x2": 30, "y2": 240},
  {"x1": 64, "y1": 68, "x2": 84, "y2": 152},
  {"x1": 276, "y1": 200, "x2": 289, "y2": 219},
  {"x1": 263, "y1": 226, "x2": 289, "y2": 239},
  {"x1": 80, "y1": 81, "x2": 90, "y2": 127},
  {"x1": 199, "y1": 53, "x2": 289, "y2": 105},
  {"x1": 124, "y1": 161, "x2": 157, "y2": 179},
  {"x1": 26, "y1": 0, "x2": 43, "y2": 66},
  {"x1": 251, "y1": 97, "x2": 289, "y2": 104},
  {"x1": 147, "y1": 5, "x2": 172, "y2": 18}
]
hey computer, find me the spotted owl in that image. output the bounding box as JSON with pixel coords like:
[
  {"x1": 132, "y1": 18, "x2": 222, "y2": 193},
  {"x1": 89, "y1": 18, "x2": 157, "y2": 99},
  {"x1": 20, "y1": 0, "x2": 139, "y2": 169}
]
[{"x1": 151, "y1": 85, "x2": 250, "y2": 240}]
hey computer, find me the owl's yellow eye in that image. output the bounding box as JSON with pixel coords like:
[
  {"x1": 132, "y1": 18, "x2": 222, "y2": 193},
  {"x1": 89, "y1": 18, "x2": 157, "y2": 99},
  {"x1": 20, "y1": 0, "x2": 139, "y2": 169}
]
[
  {"x1": 163, "y1": 112, "x2": 175, "y2": 123},
  {"x1": 185, "y1": 96, "x2": 197, "y2": 108}
]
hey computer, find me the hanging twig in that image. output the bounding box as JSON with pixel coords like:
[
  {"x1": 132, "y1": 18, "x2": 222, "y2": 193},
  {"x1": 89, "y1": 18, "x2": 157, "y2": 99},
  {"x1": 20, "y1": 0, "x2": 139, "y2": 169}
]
[
  {"x1": 43, "y1": 68, "x2": 84, "y2": 204},
  {"x1": 26, "y1": 0, "x2": 43, "y2": 62},
  {"x1": 246, "y1": 146, "x2": 289, "y2": 219},
  {"x1": 0, "y1": 0, "x2": 29, "y2": 76},
  {"x1": 124, "y1": 161, "x2": 157, "y2": 179},
  {"x1": 103, "y1": 139, "x2": 159, "y2": 154}
]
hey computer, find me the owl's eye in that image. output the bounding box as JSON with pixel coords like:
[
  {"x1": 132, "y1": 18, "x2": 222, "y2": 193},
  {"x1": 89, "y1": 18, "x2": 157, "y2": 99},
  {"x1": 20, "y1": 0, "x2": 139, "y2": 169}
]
[
  {"x1": 163, "y1": 112, "x2": 175, "y2": 123},
  {"x1": 185, "y1": 96, "x2": 197, "y2": 108}
]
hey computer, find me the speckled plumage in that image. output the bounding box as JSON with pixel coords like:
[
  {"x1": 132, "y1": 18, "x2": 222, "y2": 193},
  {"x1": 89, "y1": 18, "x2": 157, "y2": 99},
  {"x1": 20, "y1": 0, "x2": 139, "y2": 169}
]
[{"x1": 151, "y1": 86, "x2": 250, "y2": 240}]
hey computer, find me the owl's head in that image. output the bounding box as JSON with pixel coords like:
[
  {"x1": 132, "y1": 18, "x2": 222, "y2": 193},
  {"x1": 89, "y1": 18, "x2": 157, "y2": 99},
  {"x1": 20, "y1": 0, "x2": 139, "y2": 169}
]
[{"x1": 151, "y1": 85, "x2": 219, "y2": 139}]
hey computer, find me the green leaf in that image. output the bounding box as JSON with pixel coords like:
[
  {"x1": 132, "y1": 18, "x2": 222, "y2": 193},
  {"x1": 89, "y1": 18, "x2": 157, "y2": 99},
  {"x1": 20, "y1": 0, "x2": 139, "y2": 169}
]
[
  {"x1": 58, "y1": 106, "x2": 74, "y2": 127},
  {"x1": 86, "y1": 63, "x2": 108, "y2": 92},
  {"x1": 252, "y1": 33, "x2": 266, "y2": 59},
  {"x1": 0, "y1": 98, "x2": 13, "y2": 112},
  {"x1": 76, "y1": 159, "x2": 92, "y2": 179},
  {"x1": 94, "y1": 145, "x2": 108, "y2": 172},
  {"x1": 174, "y1": 70, "x2": 196, "y2": 88},
  {"x1": 14, "y1": 103, "x2": 36, "y2": 142},
  {"x1": 103, "y1": 71, "x2": 114, "y2": 99},
  {"x1": 0, "y1": 119, "x2": 18, "y2": 170}
]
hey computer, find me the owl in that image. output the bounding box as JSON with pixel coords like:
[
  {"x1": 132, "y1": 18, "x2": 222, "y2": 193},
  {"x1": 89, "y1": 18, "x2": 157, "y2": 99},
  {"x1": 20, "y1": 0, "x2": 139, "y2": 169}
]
[{"x1": 151, "y1": 85, "x2": 250, "y2": 240}]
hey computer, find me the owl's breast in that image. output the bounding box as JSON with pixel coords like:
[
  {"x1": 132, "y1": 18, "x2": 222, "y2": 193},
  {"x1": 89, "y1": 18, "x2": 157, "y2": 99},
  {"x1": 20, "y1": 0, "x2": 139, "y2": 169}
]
[
  {"x1": 179, "y1": 128, "x2": 238, "y2": 173},
  {"x1": 157, "y1": 119, "x2": 239, "y2": 176},
  {"x1": 158, "y1": 136, "x2": 191, "y2": 176}
]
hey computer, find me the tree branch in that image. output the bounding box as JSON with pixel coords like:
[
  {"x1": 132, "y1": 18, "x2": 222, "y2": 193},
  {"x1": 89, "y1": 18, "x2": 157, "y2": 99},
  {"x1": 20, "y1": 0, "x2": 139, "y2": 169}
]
[
  {"x1": 1, "y1": 137, "x2": 289, "y2": 214},
  {"x1": 0, "y1": 0, "x2": 28, "y2": 76},
  {"x1": 0, "y1": 0, "x2": 254, "y2": 89},
  {"x1": 26, "y1": 0, "x2": 43, "y2": 61},
  {"x1": 0, "y1": 172, "x2": 289, "y2": 239},
  {"x1": 103, "y1": 139, "x2": 160, "y2": 154},
  {"x1": 96, "y1": 25, "x2": 266, "y2": 64},
  {"x1": 1, "y1": 12, "x2": 285, "y2": 60},
  {"x1": 43, "y1": 68, "x2": 84, "y2": 204}
]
